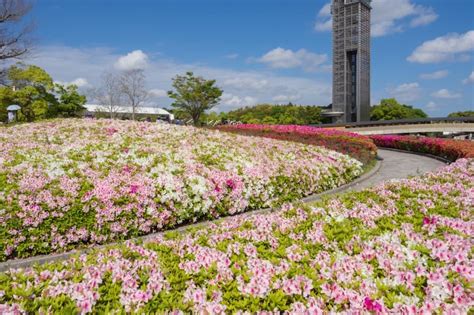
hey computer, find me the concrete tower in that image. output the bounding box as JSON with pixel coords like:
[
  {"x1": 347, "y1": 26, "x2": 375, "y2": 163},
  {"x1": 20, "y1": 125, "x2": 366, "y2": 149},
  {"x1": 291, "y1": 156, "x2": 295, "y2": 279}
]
[{"x1": 331, "y1": 0, "x2": 371, "y2": 123}]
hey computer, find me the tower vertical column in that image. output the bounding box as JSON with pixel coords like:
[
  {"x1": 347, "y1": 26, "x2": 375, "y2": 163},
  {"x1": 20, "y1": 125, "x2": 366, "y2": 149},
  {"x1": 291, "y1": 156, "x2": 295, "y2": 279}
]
[{"x1": 331, "y1": 0, "x2": 371, "y2": 123}]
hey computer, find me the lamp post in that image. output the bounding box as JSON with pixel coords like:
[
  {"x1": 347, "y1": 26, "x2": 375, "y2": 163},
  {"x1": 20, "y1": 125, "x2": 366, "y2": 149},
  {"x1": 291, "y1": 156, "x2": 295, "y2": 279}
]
[{"x1": 6, "y1": 104, "x2": 21, "y2": 123}]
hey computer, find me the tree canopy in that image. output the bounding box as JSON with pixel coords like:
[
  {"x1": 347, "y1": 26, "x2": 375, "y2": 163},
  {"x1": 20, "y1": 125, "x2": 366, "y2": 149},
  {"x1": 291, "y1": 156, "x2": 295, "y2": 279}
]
[
  {"x1": 448, "y1": 111, "x2": 474, "y2": 118},
  {"x1": 223, "y1": 103, "x2": 323, "y2": 125},
  {"x1": 0, "y1": 63, "x2": 87, "y2": 122},
  {"x1": 168, "y1": 72, "x2": 223, "y2": 125},
  {"x1": 52, "y1": 83, "x2": 87, "y2": 118},
  {"x1": 370, "y1": 98, "x2": 427, "y2": 121}
]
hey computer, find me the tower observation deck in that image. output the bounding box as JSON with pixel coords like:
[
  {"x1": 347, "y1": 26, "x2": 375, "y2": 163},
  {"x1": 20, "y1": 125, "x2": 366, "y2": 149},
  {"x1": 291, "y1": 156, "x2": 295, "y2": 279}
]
[{"x1": 330, "y1": 0, "x2": 371, "y2": 123}]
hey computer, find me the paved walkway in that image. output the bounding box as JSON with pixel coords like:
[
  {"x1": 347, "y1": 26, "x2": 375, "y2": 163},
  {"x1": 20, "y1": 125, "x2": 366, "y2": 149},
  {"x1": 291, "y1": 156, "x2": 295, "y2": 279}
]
[
  {"x1": 345, "y1": 149, "x2": 446, "y2": 193},
  {"x1": 0, "y1": 149, "x2": 447, "y2": 271}
]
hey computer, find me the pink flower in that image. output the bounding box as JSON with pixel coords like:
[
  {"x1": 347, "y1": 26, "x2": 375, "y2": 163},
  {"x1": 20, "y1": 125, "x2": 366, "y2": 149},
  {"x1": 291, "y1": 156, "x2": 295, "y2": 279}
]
[
  {"x1": 105, "y1": 127, "x2": 118, "y2": 135},
  {"x1": 129, "y1": 184, "x2": 139, "y2": 194},
  {"x1": 364, "y1": 297, "x2": 382, "y2": 313},
  {"x1": 78, "y1": 299, "x2": 92, "y2": 314},
  {"x1": 226, "y1": 179, "x2": 236, "y2": 190},
  {"x1": 423, "y1": 216, "x2": 436, "y2": 225}
]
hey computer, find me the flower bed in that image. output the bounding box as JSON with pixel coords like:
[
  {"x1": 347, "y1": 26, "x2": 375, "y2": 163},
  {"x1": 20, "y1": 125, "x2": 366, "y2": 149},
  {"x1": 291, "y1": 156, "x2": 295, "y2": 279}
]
[
  {"x1": 216, "y1": 124, "x2": 377, "y2": 165},
  {"x1": 0, "y1": 158, "x2": 472, "y2": 313},
  {"x1": 0, "y1": 119, "x2": 362, "y2": 261},
  {"x1": 370, "y1": 135, "x2": 474, "y2": 162}
]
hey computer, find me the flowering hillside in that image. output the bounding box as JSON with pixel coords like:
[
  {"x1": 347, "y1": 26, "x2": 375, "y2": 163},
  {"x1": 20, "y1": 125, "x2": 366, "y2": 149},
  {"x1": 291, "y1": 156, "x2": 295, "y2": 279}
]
[
  {"x1": 0, "y1": 159, "x2": 472, "y2": 314},
  {"x1": 216, "y1": 124, "x2": 377, "y2": 165},
  {"x1": 0, "y1": 119, "x2": 362, "y2": 261}
]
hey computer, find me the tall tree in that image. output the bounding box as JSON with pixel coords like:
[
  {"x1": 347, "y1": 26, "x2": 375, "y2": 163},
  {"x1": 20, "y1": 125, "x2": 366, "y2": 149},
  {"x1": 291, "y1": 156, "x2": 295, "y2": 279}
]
[
  {"x1": 91, "y1": 72, "x2": 124, "y2": 119},
  {"x1": 0, "y1": 0, "x2": 34, "y2": 83},
  {"x1": 119, "y1": 69, "x2": 148, "y2": 120},
  {"x1": 168, "y1": 72, "x2": 223, "y2": 126},
  {"x1": 370, "y1": 98, "x2": 427, "y2": 121},
  {"x1": 0, "y1": 63, "x2": 55, "y2": 121}
]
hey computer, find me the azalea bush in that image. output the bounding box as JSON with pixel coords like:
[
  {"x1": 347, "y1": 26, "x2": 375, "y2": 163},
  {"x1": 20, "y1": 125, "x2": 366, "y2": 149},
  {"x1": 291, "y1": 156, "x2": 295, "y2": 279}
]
[
  {"x1": 0, "y1": 158, "x2": 472, "y2": 313},
  {"x1": 0, "y1": 119, "x2": 363, "y2": 261},
  {"x1": 217, "y1": 124, "x2": 377, "y2": 165},
  {"x1": 371, "y1": 135, "x2": 474, "y2": 162}
]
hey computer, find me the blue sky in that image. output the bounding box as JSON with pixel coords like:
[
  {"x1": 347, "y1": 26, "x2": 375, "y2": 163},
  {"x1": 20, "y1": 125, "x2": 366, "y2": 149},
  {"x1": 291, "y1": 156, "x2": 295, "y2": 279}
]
[{"x1": 28, "y1": 0, "x2": 474, "y2": 115}]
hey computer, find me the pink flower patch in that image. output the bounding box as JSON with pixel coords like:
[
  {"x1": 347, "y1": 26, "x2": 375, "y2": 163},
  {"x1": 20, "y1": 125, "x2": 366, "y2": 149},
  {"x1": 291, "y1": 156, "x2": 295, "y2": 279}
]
[
  {"x1": 364, "y1": 297, "x2": 383, "y2": 313},
  {"x1": 226, "y1": 179, "x2": 236, "y2": 190},
  {"x1": 423, "y1": 216, "x2": 436, "y2": 225},
  {"x1": 129, "y1": 184, "x2": 139, "y2": 194}
]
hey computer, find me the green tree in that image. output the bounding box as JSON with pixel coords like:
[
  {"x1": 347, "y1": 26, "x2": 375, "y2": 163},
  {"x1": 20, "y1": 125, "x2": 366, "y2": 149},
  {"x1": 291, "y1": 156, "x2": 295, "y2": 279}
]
[
  {"x1": 448, "y1": 111, "x2": 474, "y2": 118},
  {"x1": 262, "y1": 116, "x2": 278, "y2": 124},
  {"x1": 168, "y1": 72, "x2": 223, "y2": 126},
  {"x1": 370, "y1": 98, "x2": 427, "y2": 121},
  {"x1": 223, "y1": 103, "x2": 322, "y2": 125},
  {"x1": 0, "y1": 64, "x2": 57, "y2": 122},
  {"x1": 0, "y1": 63, "x2": 87, "y2": 122},
  {"x1": 52, "y1": 83, "x2": 87, "y2": 117}
]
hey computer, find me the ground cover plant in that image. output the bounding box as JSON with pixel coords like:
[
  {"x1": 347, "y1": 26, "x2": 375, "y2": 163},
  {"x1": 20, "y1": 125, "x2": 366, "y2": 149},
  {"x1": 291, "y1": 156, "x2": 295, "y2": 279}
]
[
  {"x1": 371, "y1": 135, "x2": 474, "y2": 162},
  {"x1": 0, "y1": 119, "x2": 363, "y2": 261},
  {"x1": 0, "y1": 158, "x2": 472, "y2": 313},
  {"x1": 216, "y1": 124, "x2": 377, "y2": 165}
]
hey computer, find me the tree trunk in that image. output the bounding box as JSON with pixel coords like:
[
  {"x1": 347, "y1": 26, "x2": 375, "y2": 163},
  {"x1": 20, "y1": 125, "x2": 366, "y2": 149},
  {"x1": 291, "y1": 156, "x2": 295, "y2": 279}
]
[{"x1": 192, "y1": 113, "x2": 200, "y2": 126}]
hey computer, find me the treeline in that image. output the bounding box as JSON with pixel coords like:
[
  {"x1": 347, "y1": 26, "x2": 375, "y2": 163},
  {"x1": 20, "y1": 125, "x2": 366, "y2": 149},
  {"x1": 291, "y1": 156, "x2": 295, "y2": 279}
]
[
  {"x1": 448, "y1": 111, "x2": 474, "y2": 118},
  {"x1": 218, "y1": 103, "x2": 325, "y2": 125},
  {"x1": 370, "y1": 98, "x2": 427, "y2": 121}
]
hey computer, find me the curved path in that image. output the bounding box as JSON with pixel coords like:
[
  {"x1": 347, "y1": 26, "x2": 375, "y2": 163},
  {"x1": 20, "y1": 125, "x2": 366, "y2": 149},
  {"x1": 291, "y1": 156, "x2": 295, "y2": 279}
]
[
  {"x1": 0, "y1": 149, "x2": 447, "y2": 272},
  {"x1": 342, "y1": 149, "x2": 446, "y2": 193}
]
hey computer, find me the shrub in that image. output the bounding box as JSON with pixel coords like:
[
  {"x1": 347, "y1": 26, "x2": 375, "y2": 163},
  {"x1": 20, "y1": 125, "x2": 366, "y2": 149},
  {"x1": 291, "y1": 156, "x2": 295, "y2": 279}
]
[
  {"x1": 0, "y1": 158, "x2": 472, "y2": 313},
  {"x1": 0, "y1": 119, "x2": 362, "y2": 261},
  {"x1": 370, "y1": 135, "x2": 474, "y2": 162},
  {"x1": 217, "y1": 124, "x2": 377, "y2": 165}
]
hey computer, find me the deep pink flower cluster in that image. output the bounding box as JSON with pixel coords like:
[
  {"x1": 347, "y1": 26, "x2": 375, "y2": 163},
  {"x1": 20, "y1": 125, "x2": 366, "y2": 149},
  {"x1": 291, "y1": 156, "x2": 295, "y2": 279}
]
[
  {"x1": 217, "y1": 124, "x2": 377, "y2": 164},
  {"x1": 371, "y1": 134, "x2": 474, "y2": 161}
]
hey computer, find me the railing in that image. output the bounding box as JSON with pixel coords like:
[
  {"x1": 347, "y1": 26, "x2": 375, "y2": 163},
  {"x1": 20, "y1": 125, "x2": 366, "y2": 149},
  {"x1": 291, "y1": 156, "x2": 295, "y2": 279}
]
[{"x1": 310, "y1": 117, "x2": 474, "y2": 129}]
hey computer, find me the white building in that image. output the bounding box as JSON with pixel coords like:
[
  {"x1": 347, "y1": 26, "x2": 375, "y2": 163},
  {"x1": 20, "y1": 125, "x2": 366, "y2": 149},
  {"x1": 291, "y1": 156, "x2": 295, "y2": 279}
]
[{"x1": 84, "y1": 104, "x2": 174, "y2": 121}]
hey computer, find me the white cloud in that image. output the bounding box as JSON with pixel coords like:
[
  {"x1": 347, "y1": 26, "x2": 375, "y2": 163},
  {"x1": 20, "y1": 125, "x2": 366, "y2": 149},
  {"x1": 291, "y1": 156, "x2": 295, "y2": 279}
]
[
  {"x1": 419, "y1": 70, "x2": 448, "y2": 80},
  {"x1": 463, "y1": 71, "x2": 474, "y2": 84},
  {"x1": 410, "y1": 6, "x2": 438, "y2": 27},
  {"x1": 70, "y1": 78, "x2": 89, "y2": 87},
  {"x1": 431, "y1": 89, "x2": 462, "y2": 99},
  {"x1": 314, "y1": 3, "x2": 332, "y2": 31},
  {"x1": 388, "y1": 82, "x2": 421, "y2": 102},
  {"x1": 220, "y1": 93, "x2": 258, "y2": 109},
  {"x1": 56, "y1": 77, "x2": 89, "y2": 88},
  {"x1": 272, "y1": 93, "x2": 302, "y2": 103},
  {"x1": 408, "y1": 30, "x2": 474, "y2": 63},
  {"x1": 257, "y1": 47, "x2": 328, "y2": 72},
  {"x1": 27, "y1": 45, "x2": 332, "y2": 112},
  {"x1": 426, "y1": 101, "x2": 437, "y2": 110},
  {"x1": 114, "y1": 50, "x2": 149, "y2": 71},
  {"x1": 314, "y1": 0, "x2": 438, "y2": 37},
  {"x1": 222, "y1": 77, "x2": 268, "y2": 91},
  {"x1": 149, "y1": 89, "x2": 168, "y2": 98}
]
